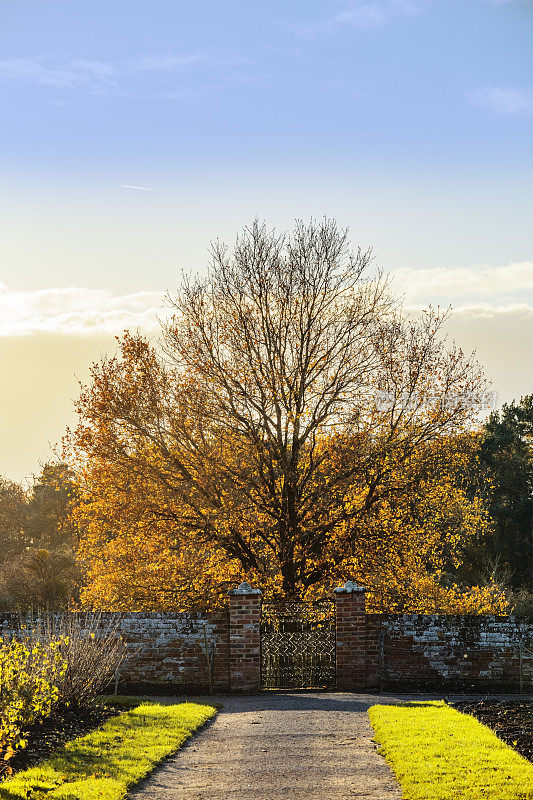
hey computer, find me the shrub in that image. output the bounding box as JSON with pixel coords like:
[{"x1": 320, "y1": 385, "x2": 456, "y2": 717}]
[
  {"x1": 507, "y1": 588, "x2": 533, "y2": 619},
  {"x1": 25, "y1": 612, "x2": 126, "y2": 710},
  {"x1": 0, "y1": 638, "x2": 66, "y2": 774}
]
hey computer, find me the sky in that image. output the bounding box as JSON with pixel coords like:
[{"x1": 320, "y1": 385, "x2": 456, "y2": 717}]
[{"x1": 1, "y1": 0, "x2": 532, "y2": 482}]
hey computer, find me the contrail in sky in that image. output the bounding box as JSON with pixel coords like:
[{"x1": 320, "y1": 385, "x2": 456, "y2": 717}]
[{"x1": 120, "y1": 184, "x2": 155, "y2": 191}]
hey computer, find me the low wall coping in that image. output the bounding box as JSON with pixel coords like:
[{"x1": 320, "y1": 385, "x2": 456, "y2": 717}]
[
  {"x1": 334, "y1": 580, "x2": 367, "y2": 594},
  {"x1": 227, "y1": 582, "x2": 262, "y2": 596}
]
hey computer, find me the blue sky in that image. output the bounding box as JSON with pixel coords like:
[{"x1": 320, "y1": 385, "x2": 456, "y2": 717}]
[
  {"x1": 2, "y1": 1, "x2": 532, "y2": 171},
  {"x1": 2, "y1": 0, "x2": 532, "y2": 290},
  {"x1": 0, "y1": 0, "x2": 532, "y2": 479}
]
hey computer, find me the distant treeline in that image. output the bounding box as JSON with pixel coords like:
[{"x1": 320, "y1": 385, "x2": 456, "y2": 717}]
[{"x1": 0, "y1": 463, "x2": 80, "y2": 609}]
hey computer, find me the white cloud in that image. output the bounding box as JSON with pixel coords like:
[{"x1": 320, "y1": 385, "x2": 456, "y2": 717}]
[
  {"x1": 390, "y1": 261, "x2": 533, "y2": 305},
  {"x1": 334, "y1": 0, "x2": 425, "y2": 28},
  {"x1": 387, "y1": 263, "x2": 533, "y2": 401},
  {"x1": 472, "y1": 86, "x2": 533, "y2": 115},
  {"x1": 129, "y1": 53, "x2": 207, "y2": 72},
  {"x1": 450, "y1": 302, "x2": 533, "y2": 318},
  {"x1": 293, "y1": 0, "x2": 427, "y2": 36},
  {"x1": 0, "y1": 51, "x2": 227, "y2": 95},
  {"x1": 444, "y1": 304, "x2": 533, "y2": 403},
  {"x1": 0, "y1": 285, "x2": 164, "y2": 337},
  {"x1": 293, "y1": 0, "x2": 528, "y2": 38},
  {"x1": 0, "y1": 58, "x2": 118, "y2": 91},
  {"x1": 2, "y1": 261, "x2": 532, "y2": 338}
]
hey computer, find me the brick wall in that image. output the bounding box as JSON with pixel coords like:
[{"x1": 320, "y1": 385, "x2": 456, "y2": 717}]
[
  {"x1": 334, "y1": 582, "x2": 532, "y2": 692},
  {"x1": 369, "y1": 613, "x2": 533, "y2": 691},
  {"x1": 1, "y1": 585, "x2": 531, "y2": 693},
  {"x1": 117, "y1": 611, "x2": 230, "y2": 691},
  {"x1": 0, "y1": 610, "x2": 230, "y2": 693},
  {"x1": 0, "y1": 583, "x2": 261, "y2": 694}
]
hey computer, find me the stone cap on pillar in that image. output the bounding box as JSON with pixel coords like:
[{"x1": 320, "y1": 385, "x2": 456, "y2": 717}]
[
  {"x1": 333, "y1": 580, "x2": 367, "y2": 594},
  {"x1": 227, "y1": 581, "x2": 262, "y2": 596}
]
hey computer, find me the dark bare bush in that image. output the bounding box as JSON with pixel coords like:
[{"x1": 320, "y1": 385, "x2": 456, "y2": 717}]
[
  {"x1": 21, "y1": 612, "x2": 125, "y2": 710},
  {"x1": 507, "y1": 589, "x2": 533, "y2": 619}
]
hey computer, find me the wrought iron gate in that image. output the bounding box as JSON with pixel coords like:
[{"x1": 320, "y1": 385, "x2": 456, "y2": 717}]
[{"x1": 260, "y1": 600, "x2": 336, "y2": 690}]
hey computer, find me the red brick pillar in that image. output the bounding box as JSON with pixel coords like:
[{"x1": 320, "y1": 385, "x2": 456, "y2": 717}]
[
  {"x1": 334, "y1": 580, "x2": 367, "y2": 691},
  {"x1": 227, "y1": 582, "x2": 262, "y2": 692}
]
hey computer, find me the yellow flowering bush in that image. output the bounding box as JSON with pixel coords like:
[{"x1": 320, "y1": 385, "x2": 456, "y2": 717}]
[{"x1": 0, "y1": 638, "x2": 66, "y2": 774}]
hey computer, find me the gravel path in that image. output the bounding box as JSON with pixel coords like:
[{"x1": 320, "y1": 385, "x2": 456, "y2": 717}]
[{"x1": 129, "y1": 692, "x2": 403, "y2": 800}]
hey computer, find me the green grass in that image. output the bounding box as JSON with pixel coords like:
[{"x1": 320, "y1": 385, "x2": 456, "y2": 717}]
[
  {"x1": 0, "y1": 700, "x2": 216, "y2": 800},
  {"x1": 368, "y1": 700, "x2": 533, "y2": 800}
]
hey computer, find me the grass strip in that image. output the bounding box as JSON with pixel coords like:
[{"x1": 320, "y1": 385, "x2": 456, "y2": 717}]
[
  {"x1": 368, "y1": 700, "x2": 533, "y2": 800},
  {"x1": 0, "y1": 701, "x2": 216, "y2": 800}
]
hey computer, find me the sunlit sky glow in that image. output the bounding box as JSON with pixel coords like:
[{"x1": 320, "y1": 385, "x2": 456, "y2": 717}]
[{"x1": 1, "y1": 0, "x2": 532, "y2": 481}]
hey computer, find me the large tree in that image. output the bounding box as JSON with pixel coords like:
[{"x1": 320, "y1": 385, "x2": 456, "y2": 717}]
[
  {"x1": 73, "y1": 426, "x2": 506, "y2": 612},
  {"x1": 69, "y1": 219, "x2": 491, "y2": 600}
]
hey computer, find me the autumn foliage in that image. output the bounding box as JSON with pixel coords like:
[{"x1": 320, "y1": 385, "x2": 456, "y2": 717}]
[{"x1": 66, "y1": 220, "x2": 508, "y2": 613}]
